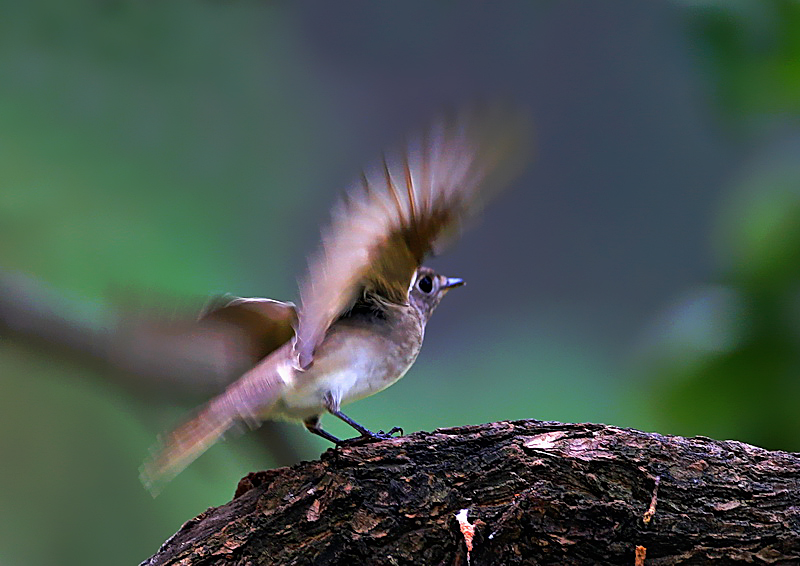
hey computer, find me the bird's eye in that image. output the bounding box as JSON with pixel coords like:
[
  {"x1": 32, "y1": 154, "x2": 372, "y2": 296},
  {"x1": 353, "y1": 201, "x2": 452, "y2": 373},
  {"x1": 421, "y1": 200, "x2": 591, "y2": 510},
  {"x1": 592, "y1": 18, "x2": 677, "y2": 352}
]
[{"x1": 417, "y1": 275, "x2": 434, "y2": 294}]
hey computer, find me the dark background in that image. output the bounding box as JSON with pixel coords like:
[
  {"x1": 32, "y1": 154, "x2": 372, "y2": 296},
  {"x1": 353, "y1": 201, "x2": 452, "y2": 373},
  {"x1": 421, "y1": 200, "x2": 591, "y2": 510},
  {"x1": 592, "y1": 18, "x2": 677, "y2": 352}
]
[{"x1": 2, "y1": 2, "x2": 800, "y2": 564}]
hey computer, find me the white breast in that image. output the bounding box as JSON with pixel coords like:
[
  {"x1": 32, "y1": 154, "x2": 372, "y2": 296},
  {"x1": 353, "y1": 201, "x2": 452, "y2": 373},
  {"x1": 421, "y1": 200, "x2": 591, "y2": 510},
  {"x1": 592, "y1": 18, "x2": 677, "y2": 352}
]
[{"x1": 274, "y1": 321, "x2": 423, "y2": 421}]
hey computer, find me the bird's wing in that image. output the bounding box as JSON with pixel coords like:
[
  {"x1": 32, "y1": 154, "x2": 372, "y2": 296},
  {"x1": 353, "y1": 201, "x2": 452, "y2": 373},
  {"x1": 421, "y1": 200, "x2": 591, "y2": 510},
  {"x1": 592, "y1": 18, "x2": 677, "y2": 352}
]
[
  {"x1": 294, "y1": 105, "x2": 531, "y2": 368},
  {"x1": 199, "y1": 296, "x2": 297, "y2": 363}
]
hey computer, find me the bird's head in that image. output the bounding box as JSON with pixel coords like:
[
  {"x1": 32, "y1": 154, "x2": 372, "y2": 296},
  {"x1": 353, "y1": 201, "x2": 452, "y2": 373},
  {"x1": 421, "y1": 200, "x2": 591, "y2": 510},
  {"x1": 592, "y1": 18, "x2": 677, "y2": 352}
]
[{"x1": 408, "y1": 267, "x2": 464, "y2": 322}]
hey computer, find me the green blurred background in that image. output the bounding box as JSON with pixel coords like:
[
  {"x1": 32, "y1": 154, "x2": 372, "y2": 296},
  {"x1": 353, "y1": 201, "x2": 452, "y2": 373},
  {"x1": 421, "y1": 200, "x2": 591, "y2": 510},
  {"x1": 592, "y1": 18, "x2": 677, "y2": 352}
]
[{"x1": 2, "y1": 1, "x2": 800, "y2": 564}]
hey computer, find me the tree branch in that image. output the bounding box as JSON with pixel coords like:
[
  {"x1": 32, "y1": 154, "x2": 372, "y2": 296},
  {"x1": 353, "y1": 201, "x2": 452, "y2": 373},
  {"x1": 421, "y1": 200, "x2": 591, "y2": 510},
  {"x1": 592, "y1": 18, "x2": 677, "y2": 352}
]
[{"x1": 142, "y1": 420, "x2": 800, "y2": 565}]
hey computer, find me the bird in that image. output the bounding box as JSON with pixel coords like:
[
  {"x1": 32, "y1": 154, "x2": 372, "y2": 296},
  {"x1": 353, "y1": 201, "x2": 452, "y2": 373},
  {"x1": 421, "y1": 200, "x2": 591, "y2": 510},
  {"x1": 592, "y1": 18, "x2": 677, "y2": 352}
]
[{"x1": 140, "y1": 104, "x2": 530, "y2": 493}]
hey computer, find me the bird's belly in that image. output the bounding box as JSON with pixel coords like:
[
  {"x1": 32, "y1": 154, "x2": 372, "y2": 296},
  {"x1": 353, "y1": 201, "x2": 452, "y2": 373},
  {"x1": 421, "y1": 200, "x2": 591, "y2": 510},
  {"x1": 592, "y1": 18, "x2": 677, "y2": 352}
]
[{"x1": 273, "y1": 328, "x2": 421, "y2": 420}]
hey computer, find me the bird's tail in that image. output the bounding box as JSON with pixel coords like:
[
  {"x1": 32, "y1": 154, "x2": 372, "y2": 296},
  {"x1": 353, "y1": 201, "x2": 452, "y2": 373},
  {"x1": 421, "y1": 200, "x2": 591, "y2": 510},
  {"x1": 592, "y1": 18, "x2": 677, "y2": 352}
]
[
  {"x1": 140, "y1": 396, "x2": 239, "y2": 496},
  {"x1": 140, "y1": 353, "x2": 288, "y2": 495}
]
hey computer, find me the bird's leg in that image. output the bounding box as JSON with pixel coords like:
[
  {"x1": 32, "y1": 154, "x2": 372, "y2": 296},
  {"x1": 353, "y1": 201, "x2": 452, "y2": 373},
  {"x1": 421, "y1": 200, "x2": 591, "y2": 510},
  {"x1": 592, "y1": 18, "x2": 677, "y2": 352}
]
[
  {"x1": 329, "y1": 409, "x2": 402, "y2": 444},
  {"x1": 314, "y1": 393, "x2": 402, "y2": 445},
  {"x1": 329, "y1": 409, "x2": 373, "y2": 437},
  {"x1": 303, "y1": 415, "x2": 344, "y2": 445}
]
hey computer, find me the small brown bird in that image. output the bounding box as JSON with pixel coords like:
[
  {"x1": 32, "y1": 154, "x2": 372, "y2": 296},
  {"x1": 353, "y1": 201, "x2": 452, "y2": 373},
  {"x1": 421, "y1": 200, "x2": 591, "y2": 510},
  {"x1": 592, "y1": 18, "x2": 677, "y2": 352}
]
[{"x1": 141, "y1": 105, "x2": 529, "y2": 492}]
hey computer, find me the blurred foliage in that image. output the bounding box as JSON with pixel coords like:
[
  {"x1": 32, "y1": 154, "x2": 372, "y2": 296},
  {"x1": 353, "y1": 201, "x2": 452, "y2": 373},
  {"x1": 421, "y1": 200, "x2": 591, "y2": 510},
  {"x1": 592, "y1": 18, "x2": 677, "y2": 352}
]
[
  {"x1": 685, "y1": 0, "x2": 800, "y2": 120},
  {"x1": 639, "y1": 154, "x2": 800, "y2": 450},
  {"x1": 638, "y1": 1, "x2": 800, "y2": 450},
  {"x1": 0, "y1": 1, "x2": 327, "y2": 299}
]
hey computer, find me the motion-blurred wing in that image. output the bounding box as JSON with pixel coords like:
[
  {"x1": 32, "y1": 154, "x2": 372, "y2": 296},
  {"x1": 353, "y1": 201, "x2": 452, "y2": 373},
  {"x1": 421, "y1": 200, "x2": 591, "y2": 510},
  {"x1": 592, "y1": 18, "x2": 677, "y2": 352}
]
[
  {"x1": 199, "y1": 296, "x2": 297, "y2": 363},
  {"x1": 295, "y1": 105, "x2": 531, "y2": 368}
]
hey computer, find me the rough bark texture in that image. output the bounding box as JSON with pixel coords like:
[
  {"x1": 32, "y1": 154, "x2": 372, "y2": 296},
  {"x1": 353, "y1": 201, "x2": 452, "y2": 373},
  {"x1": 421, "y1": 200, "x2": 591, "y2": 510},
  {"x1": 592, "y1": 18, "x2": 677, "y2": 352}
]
[{"x1": 143, "y1": 420, "x2": 800, "y2": 565}]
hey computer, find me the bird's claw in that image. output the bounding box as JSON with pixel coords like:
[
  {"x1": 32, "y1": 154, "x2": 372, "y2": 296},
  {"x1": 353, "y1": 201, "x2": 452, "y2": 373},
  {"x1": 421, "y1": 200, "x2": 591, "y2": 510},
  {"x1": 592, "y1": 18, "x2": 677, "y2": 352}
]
[
  {"x1": 336, "y1": 426, "x2": 403, "y2": 446},
  {"x1": 378, "y1": 426, "x2": 404, "y2": 437}
]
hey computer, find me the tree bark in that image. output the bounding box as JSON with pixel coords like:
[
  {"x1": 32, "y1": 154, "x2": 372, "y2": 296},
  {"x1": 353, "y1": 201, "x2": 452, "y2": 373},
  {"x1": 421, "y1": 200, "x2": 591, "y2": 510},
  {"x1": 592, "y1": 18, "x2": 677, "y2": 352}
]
[{"x1": 142, "y1": 420, "x2": 800, "y2": 565}]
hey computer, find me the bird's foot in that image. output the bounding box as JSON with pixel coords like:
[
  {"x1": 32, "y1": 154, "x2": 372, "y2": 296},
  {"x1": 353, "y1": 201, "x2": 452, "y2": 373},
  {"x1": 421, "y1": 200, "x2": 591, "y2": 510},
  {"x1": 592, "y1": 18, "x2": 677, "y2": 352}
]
[
  {"x1": 336, "y1": 426, "x2": 403, "y2": 446},
  {"x1": 378, "y1": 426, "x2": 404, "y2": 437}
]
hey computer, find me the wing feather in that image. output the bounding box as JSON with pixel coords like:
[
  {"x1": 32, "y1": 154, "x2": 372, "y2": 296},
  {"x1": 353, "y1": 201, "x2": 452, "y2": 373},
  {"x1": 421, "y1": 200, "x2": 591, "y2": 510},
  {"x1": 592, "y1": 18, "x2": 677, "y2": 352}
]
[
  {"x1": 199, "y1": 296, "x2": 296, "y2": 363},
  {"x1": 295, "y1": 105, "x2": 530, "y2": 369}
]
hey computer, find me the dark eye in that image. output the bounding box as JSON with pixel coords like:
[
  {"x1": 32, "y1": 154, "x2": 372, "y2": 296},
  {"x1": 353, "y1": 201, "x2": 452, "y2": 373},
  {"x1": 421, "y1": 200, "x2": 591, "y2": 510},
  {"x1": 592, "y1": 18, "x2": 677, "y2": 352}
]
[{"x1": 417, "y1": 275, "x2": 434, "y2": 294}]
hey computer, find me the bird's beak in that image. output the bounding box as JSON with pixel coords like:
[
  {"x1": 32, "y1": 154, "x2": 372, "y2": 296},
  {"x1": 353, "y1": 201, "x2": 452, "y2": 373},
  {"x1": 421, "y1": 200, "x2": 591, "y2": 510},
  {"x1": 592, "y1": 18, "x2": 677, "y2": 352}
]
[{"x1": 442, "y1": 277, "x2": 465, "y2": 289}]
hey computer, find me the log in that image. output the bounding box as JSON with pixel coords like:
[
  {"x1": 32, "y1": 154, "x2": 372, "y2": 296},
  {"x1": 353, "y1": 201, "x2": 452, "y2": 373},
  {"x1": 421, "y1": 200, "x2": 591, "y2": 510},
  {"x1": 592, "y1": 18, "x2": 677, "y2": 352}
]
[{"x1": 142, "y1": 420, "x2": 800, "y2": 565}]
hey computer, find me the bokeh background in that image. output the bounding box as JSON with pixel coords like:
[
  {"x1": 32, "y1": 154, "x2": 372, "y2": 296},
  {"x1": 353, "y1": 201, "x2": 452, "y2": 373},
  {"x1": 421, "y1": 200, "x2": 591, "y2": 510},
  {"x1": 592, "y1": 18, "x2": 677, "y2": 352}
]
[{"x1": 2, "y1": 1, "x2": 800, "y2": 564}]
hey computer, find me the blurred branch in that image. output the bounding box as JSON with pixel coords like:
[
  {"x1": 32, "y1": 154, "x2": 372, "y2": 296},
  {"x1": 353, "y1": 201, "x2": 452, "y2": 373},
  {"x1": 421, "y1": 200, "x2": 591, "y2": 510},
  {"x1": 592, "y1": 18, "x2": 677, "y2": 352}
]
[
  {"x1": 0, "y1": 269, "x2": 307, "y2": 466},
  {"x1": 144, "y1": 420, "x2": 800, "y2": 565}
]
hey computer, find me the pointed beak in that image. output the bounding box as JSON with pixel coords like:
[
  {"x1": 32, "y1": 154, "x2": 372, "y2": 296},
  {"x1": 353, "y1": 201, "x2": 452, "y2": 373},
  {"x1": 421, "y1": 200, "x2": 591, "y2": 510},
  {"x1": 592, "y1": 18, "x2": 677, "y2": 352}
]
[{"x1": 442, "y1": 277, "x2": 465, "y2": 289}]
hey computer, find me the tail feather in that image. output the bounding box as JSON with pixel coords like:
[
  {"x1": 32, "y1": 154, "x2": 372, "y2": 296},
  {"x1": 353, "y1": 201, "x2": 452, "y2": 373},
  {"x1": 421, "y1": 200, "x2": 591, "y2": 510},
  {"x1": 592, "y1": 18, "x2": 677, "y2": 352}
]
[
  {"x1": 140, "y1": 397, "x2": 238, "y2": 496},
  {"x1": 140, "y1": 351, "x2": 290, "y2": 495}
]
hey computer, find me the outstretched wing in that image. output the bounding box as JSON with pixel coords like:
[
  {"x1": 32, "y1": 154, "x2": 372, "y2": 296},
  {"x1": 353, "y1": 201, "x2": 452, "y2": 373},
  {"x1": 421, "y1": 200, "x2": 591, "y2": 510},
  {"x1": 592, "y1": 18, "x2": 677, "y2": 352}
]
[
  {"x1": 199, "y1": 296, "x2": 297, "y2": 364},
  {"x1": 295, "y1": 104, "x2": 531, "y2": 369}
]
